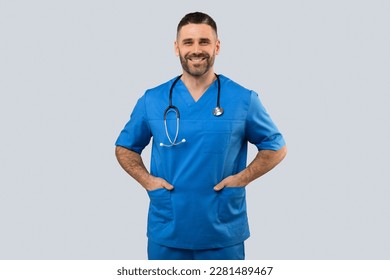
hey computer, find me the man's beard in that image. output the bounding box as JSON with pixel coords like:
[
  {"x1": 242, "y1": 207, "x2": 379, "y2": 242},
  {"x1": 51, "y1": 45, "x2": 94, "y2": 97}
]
[{"x1": 179, "y1": 52, "x2": 215, "y2": 77}]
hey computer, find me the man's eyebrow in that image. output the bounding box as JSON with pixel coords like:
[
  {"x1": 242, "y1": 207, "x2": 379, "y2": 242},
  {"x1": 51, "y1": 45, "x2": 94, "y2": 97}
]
[
  {"x1": 182, "y1": 38, "x2": 193, "y2": 43},
  {"x1": 181, "y1": 38, "x2": 212, "y2": 43}
]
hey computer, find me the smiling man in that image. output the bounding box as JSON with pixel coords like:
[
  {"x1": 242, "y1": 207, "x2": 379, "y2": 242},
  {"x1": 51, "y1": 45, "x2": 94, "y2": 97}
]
[
  {"x1": 115, "y1": 12, "x2": 287, "y2": 260},
  {"x1": 176, "y1": 23, "x2": 219, "y2": 77}
]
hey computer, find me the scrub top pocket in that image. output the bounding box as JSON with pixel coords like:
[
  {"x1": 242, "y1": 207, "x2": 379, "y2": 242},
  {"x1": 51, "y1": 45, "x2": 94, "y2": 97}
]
[
  {"x1": 202, "y1": 121, "x2": 232, "y2": 154},
  {"x1": 218, "y1": 187, "x2": 247, "y2": 231},
  {"x1": 147, "y1": 188, "x2": 174, "y2": 230}
]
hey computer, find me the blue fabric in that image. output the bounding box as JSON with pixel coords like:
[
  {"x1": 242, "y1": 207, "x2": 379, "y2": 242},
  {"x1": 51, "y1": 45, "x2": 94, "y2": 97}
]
[
  {"x1": 148, "y1": 239, "x2": 245, "y2": 260},
  {"x1": 116, "y1": 75, "x2": 285, "y2": 250}
]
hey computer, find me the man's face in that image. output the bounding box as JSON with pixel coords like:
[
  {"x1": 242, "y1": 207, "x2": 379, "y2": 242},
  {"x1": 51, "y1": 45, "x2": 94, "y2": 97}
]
[{"x1": 175, "y1": 23, "x2": 220, "y2": 77}]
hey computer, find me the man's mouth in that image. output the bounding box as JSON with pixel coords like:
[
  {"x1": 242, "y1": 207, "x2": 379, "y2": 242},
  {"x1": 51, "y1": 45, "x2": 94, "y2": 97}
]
[{"x1": 187, "y1": 56, "x2": 207, "y2": 62}]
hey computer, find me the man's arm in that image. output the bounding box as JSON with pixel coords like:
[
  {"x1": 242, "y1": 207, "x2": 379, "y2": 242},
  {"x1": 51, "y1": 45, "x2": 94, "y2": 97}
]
[
  {"x1": 214, "y1": 145, "x2": 287, "y2": 191},
  {"x1": 115, "y1": 146, "x2": 174, "y2": 191}
]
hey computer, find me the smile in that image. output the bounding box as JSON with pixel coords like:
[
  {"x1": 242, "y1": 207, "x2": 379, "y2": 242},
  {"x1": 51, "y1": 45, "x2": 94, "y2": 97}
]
[{"x1": 188, "y1": 57, "x2": 207, "y2": 62}]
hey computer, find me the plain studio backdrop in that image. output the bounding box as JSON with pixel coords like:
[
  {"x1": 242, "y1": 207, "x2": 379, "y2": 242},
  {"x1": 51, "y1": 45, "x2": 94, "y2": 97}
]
[{"x1": 0, "y1": 0, "x2": 389, "y2": 259}]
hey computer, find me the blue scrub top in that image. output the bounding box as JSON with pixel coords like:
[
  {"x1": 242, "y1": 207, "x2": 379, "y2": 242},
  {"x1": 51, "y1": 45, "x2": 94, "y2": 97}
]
[{"x1": 116, "y1": 75, "x2": 285, "y2": 250}]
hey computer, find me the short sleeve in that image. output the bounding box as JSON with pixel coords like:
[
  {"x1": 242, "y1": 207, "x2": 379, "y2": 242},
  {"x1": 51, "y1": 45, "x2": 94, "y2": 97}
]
[
  {"x1": 245, "y1": 91, "x2": 285, "y2": 151},
  {"x1": 115, "y1": 95, "x2": 151, "y2": 154}
]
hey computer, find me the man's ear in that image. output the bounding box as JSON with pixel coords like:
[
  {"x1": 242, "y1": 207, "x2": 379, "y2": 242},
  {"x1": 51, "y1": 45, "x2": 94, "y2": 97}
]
[
  {"x1": 215, "y1": 39, "x2": 221, "y2": 55},
  {"x1": 174, "y1": 41, "x2": 179, "y2": 56}
]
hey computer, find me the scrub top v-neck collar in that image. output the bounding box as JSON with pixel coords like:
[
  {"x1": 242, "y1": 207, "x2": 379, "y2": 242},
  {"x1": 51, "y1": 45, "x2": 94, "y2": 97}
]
[{"x1": 174, "y1": 78, "x2": 219, "y2": 107}]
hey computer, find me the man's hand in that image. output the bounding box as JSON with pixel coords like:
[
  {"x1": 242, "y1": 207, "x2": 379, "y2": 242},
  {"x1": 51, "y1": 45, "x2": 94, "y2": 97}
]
[
  {"x1": 214, "y1": 146, "x2": 287, "y2": 192},
  {"x1": 144, "y1": 175, "x2": 174, "y2": 191},
  {"x1": 115, "y1": 146, "x2": 174, "y2": 191},
  {"x1": 214, "y1": 174, "x2": 246, "y2": 191}
]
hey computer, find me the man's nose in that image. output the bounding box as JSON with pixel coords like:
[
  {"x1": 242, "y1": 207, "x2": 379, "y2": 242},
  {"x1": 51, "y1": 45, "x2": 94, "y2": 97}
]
[{"x1": 192, "y1": 43, "x2": 201, "y2": 54}]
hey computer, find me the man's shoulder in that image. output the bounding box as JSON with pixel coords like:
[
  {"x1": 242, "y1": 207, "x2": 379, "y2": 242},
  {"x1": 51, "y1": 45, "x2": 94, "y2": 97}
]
[
  {"x1": 218, "y1": 74, "x2": 253, "y2": 95},
  {"x1": 145, "y1": 76, "x2": 178, "y2": 94}
]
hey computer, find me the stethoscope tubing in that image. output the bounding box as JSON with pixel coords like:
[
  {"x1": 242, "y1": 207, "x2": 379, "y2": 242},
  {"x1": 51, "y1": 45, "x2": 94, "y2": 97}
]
[{"x1": 160, "y1": 74, "x2": 223, "y2": 147}]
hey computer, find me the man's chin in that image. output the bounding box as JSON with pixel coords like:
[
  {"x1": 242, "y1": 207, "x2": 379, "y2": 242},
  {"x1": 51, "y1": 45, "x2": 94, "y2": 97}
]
[{"x1": 186, "y1": 66, "x2": 211, "y2": 77}]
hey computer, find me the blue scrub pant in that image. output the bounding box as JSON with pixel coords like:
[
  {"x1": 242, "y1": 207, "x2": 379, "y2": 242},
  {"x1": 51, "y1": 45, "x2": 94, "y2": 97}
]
[{"x1": 147, "y1": 240, "x2": 245, "y2": 260}]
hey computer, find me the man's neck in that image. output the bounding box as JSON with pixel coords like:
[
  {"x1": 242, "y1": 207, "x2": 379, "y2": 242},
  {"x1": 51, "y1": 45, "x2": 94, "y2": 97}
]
[{"x1": 181, "y1": 71, "x2": 216, "y2": 102}]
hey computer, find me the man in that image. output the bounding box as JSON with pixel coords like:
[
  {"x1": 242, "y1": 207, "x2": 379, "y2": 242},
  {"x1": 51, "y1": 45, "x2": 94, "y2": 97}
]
[{"x1": 115, "y1": 12, "x2": 287, "y2": 260}]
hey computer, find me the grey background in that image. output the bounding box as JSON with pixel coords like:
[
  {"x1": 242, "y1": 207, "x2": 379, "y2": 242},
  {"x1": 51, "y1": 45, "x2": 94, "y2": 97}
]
[{"x1": 1, "y1": 0, "x2": 389, "y2": 259}]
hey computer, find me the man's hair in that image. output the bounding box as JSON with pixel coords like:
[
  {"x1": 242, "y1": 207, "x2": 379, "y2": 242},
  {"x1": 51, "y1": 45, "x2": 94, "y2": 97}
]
[{"x1": 177, "y1": 12, "x2": 218, "y2": 37}]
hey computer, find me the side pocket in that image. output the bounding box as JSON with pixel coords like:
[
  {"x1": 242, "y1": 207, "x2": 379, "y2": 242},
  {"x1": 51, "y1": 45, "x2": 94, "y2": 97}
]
[
  {"x1": 147, "y1": 188, "x2": 174, "y2": 227},
  {"x1": 218, "y1": 187, "x2": 247, "y2": 229}
]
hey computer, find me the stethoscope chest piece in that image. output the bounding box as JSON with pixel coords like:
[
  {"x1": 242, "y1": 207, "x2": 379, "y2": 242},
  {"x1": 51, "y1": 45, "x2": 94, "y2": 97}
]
[{"x1": 213, "y1": 106, "x2": 224, "y2": 116}]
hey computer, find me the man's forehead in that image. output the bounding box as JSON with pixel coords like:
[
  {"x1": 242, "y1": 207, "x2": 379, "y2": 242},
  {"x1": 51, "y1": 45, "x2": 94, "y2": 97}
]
[{"x1": 177, "y1": 23, "x2": 217, "y2": 40}]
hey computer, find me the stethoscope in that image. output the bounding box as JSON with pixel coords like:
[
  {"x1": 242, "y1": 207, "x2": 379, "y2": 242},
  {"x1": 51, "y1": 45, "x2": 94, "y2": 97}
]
[{"x1": 160, "y1": 73, "x2": 224, "y2": 147}]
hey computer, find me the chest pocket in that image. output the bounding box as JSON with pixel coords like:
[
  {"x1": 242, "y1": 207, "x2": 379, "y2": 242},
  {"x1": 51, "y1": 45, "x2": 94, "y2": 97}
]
[{"x1": 202, "y1": 120, "x2": 232, "y2": 154}]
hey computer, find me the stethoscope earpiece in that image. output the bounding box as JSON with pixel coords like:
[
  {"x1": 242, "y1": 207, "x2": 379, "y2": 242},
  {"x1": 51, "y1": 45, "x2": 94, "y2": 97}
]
[
  {"x1": 161, "y1": 74, "x2": 223, "y2": 147},
  {"x1": 160, "y1": 138, "x2": 186, "y2": 147}
]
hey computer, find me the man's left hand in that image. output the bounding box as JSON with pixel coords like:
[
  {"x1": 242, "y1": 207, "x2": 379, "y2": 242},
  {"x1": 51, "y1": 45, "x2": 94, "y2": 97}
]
[{"x1": 214, "y1": 174, "x2": 246, "y2": 191}]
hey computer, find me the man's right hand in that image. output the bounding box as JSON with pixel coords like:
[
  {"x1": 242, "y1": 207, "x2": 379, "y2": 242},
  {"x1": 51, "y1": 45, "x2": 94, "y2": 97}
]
[
  {"x1": 144, "y1": 175, "x2": 174, "y2": 191},
  {"x1": 115, "y1": 146, "x2": 174, "y2": 191}
]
